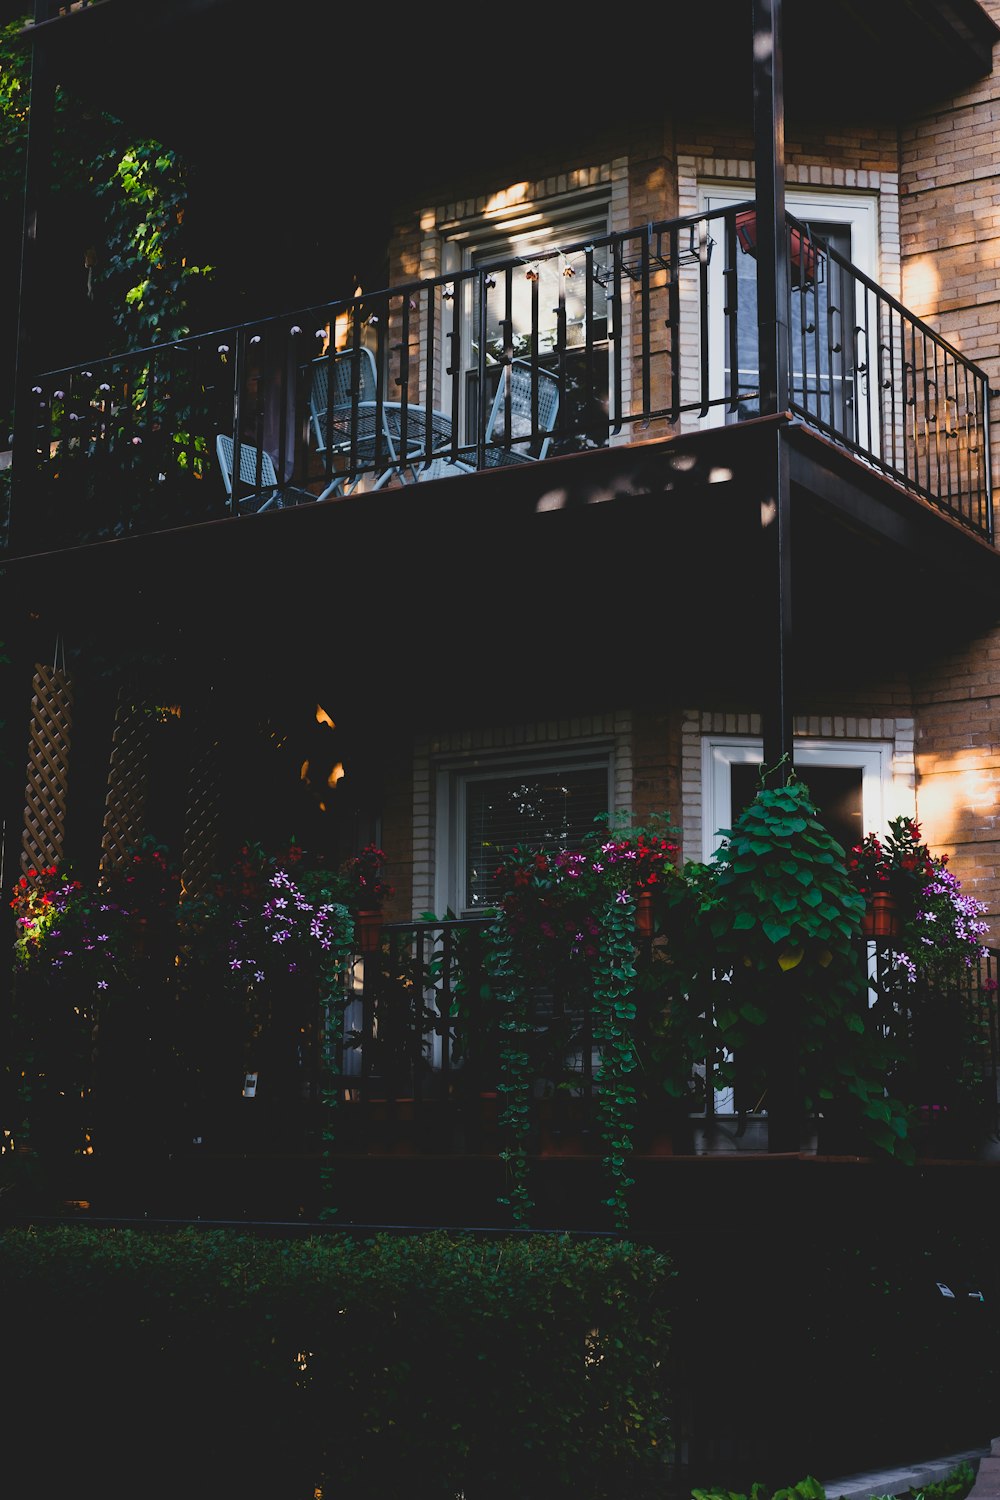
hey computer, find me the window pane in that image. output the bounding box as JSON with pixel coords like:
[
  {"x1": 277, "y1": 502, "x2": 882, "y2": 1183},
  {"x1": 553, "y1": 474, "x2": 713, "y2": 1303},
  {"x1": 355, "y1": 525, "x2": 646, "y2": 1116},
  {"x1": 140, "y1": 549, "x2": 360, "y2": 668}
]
[{"x1": 464, "y1": 766, "x2": 608, "y2": 912}]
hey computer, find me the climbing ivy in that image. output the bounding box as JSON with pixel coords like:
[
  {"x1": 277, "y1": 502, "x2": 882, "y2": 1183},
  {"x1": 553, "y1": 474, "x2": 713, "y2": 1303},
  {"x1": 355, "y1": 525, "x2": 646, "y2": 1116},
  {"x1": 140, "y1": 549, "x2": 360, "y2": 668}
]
[
  {"x1": 591, "y1": 892, "x2": 640, "y2": 1232},
  {"x1": 484, "y1": 917, "x2": 535, "y2": 1229},
  {"x1": 92, "y1": 140, "x2": 213, "y2": 349},
  {"x1": 0, "y1": 12, "x2": 214, "y2": 372}
]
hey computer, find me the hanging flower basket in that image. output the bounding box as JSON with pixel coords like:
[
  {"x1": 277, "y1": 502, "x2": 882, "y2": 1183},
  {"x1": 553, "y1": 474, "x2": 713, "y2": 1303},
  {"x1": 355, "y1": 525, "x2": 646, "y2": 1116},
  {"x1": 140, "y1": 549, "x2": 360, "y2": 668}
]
[
  {"x1": 734, "y1": 210, "x2": 821, "y2": 285},
  {"x1": 860, "y1": 889, "x2": 901, "y2": 940}
]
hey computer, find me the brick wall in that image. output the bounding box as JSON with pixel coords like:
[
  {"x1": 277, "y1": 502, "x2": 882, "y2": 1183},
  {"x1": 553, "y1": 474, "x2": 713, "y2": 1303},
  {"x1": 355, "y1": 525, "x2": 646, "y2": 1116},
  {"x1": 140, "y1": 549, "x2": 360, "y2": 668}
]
[
  {"x1": 913, "y1": 628, "x2": 1000, "y2": 926},
  {"x1": 898, "y1": 3, "x2": 1000, "y2": 934}
]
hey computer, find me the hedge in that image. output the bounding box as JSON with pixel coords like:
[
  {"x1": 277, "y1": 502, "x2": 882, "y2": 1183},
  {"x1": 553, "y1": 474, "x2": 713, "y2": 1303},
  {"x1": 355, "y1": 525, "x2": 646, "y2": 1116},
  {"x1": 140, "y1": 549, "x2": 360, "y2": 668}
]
[{"x1": 0, "y1": 1224, "x2": 675, "y2": 1498}]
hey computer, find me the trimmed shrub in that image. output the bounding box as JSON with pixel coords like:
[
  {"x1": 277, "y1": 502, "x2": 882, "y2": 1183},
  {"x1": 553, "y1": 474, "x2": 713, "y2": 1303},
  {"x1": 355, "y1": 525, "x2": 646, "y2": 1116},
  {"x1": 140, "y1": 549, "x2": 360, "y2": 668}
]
[{"x1": 0, "y1": 1224, "x2": 675, "y2": 1498}]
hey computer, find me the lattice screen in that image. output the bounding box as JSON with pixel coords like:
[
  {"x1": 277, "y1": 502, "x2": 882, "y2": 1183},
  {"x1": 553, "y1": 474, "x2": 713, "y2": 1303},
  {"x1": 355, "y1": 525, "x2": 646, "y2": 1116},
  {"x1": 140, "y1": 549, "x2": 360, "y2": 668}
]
[
  {"x1": 100, "y1": 691, "x2": 154, "y2": 871},
  {"x1": 21, "y1": 662, "x2": 74, "y2": 878},
  {"x1": 181, "y1": 716, "x2": 224, "y2": 899}
]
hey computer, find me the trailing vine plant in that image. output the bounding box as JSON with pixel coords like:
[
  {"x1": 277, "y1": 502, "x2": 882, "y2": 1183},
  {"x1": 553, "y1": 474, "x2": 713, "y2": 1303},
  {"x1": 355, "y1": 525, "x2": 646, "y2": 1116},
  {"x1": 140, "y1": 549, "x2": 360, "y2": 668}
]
[
  {"x1": 591, "y1": 889, "x2": 640, "y2": 1231},
  {"x1": 315, "y1": 901, "x2": 359, "y2": 1221},
  {"x1": 489, "y1": 811, "x2": 683, "y2": 1230},
  {"x1": 483, "y1": 916, "x2": 535, "y2": 1228}
]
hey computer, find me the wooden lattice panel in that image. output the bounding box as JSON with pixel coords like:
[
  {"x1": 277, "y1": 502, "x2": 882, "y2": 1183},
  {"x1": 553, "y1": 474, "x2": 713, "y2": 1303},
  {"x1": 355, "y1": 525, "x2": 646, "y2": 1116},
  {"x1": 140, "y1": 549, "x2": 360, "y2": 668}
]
[
  {"x1": 181, "y1": 723, "x2": 224, "y2": 899},
  {"x1": 21, "y1": 663, "x2": 74, "y2": 878},
  {"x1": 101, "y1": 694, "x2": 154, "y2": 871}
]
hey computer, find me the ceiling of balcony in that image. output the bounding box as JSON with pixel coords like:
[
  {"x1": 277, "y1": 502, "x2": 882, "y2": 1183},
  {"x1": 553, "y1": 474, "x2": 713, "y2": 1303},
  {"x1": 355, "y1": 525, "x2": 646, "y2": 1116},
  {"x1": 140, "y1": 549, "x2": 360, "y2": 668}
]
[
  {"x1": 4, "y1": 0, "x2": 998, "y2": 405},
  {"x1": 16, "y1": 0, "x2": 1000, "y2": 183},
  {"x1": 11, "y1": 0, "x2": 996, "y2": 277}
]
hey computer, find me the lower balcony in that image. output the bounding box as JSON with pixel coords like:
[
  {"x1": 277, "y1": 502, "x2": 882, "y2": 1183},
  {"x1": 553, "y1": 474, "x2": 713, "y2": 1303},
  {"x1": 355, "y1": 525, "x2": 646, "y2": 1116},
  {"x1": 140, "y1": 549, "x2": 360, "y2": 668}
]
[{"x1": 6, "y1": 910, "x2": 998, "y2": 1232}]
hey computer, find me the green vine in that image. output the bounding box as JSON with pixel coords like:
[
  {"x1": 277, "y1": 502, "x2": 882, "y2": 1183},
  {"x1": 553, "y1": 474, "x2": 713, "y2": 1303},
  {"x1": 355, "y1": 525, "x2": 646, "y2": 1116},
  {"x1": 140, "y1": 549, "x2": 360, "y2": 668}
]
[
  {"x1": 93, "y1": 140, "x2": 213, "y2": 349},
  {"x1": 484, "y1": 917, "x2": 535, "y2": 1228},
  {"x1": 592, "y1": 893, "x2": 640, "y2": 1232},
  {"x1": 315, "y1": 903, "x2": 357, "y2": 1222}
]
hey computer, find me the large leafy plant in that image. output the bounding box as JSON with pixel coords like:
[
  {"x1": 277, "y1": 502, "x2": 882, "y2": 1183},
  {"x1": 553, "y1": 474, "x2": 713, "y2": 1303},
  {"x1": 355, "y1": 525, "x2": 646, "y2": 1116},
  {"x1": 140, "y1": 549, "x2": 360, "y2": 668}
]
[{"x1": 690, "y1": 769, "x2": 913, "y2": 1160}]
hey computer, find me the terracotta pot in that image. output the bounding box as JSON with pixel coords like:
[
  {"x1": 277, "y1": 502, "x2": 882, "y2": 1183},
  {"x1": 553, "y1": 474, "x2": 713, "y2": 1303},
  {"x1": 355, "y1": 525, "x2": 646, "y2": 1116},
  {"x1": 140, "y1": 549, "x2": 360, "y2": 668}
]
[
  {"x1": 355, "y1": 909, "x2": 384, "y2": 954},
  {"x1": 735, "y1": 209, "x2": 820, "y2": 283},
  {"x1": 635, "y1": 888, "x2": 654, "y2": 940},
  {"x1": 861, "y1": 890, "x2": 901, "y2": 940}
]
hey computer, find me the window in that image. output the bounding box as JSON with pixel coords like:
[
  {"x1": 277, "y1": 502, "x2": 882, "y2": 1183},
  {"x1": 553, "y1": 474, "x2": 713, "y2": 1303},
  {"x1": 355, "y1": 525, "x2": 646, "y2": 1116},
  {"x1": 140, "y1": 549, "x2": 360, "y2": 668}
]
[
  {"x1": 699, "y1": 185, "x2": 879, "y2": 437},
  {"x1": 441, "y1": 193, "x2": 612, "y2": 452},
  {"x1": 701, "y1": 736, "x2": 893, "y2": 863},
  {"x1": 436, "y1": 749, "x2": 613, "y2": 919}
]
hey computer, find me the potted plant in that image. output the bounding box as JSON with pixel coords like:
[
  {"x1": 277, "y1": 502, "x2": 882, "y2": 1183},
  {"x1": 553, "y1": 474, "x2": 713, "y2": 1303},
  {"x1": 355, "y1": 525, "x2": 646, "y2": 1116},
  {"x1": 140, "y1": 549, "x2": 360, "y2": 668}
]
[
  {"x1": 338, "y1": 843, "x2": 394, "y2": 953},
  {"x1": 846, "y1": 820, "x2": 991, "y2": 1153},
  {"x1": 846, "y1": 816, "x2": 937, "y2": 938},
  {"x1": 845, "y1": 816, "x2": 989, "y2": 977}
]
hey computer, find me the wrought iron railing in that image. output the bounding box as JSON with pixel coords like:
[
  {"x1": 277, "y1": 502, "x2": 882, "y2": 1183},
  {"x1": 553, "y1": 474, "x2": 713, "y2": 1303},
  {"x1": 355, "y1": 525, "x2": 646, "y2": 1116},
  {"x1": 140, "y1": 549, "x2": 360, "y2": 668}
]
[
  {"x1": 321, "y1": 918, "x2": 1000, "y2": 1157},
  {"x1": 10, "y1": 205, "x2": 994, "y2": 555}
]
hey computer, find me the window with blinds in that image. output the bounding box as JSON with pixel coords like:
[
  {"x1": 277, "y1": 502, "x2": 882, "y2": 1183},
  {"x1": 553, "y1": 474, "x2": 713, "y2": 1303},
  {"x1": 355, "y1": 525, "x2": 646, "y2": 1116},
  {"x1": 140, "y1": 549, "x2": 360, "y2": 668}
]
[{"x1": 462, "y1": 761, "x2": 610, "y2": 914}]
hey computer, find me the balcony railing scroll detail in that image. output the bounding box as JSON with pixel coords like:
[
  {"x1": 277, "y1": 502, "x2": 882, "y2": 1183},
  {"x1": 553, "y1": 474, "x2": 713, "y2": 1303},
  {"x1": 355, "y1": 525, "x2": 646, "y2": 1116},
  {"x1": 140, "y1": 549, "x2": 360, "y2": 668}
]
[{"x1": 11, "y1": 205, "x2": 994, "y2": 554}]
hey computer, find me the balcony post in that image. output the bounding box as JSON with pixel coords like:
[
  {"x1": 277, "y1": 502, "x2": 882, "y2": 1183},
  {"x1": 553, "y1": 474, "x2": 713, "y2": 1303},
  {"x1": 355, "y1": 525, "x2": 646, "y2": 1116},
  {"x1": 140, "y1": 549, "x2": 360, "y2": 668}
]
[
  {"x1": 753, "y1": 0, "x2": 794, "y2": 788},
  {"x1": 751, "y1": 0, "x2": 790, "y2": 416}
]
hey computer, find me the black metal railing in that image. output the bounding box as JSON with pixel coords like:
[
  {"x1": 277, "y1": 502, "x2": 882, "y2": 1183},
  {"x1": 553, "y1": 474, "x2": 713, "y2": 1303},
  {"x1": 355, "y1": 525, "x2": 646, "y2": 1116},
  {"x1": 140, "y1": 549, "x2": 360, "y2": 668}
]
[
  {"x1": 10, "y1": 205, "x2": 994, "y2": 555},
  {"x1": 319, "y1": 918, "x2": 1000, "y2": 1157}
]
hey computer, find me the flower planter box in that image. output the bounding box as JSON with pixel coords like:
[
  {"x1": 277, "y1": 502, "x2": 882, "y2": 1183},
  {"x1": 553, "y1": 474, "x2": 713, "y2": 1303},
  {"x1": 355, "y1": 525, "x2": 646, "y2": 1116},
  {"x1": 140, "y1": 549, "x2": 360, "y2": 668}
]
[{"x1": 734, "y1": 210, "x2": 821, "y2": 284}]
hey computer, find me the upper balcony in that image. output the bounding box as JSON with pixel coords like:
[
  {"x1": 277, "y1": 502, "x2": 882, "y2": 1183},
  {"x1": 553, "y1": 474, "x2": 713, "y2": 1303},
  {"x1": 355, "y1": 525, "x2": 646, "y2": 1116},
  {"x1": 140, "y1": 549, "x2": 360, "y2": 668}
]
[{"x1": 9, "y1": 202, "x2": 995, "y2": 564}]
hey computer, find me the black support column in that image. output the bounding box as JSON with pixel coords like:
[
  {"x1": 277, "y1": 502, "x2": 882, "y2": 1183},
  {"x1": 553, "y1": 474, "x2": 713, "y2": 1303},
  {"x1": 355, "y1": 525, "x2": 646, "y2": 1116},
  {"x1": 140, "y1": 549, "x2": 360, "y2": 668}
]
[
  {"x1": 752, "y1": 0, "x2": 794, "y2": 781},
  {"x1": 753, "y1": 0, "x2": 799, "y2": 1154}
]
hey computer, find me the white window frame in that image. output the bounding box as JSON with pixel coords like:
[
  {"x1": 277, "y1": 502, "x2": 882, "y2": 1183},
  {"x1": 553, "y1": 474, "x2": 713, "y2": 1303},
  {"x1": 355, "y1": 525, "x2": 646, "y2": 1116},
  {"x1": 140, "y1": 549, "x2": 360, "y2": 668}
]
[
  {"x1": 697, "y1": 183, "x2": 880, "y2": 431},
  {"x1": 700, "y1": 736, "x2": 894, "y2": 864},
  {"x1": 434, "y1": 743, "x2": 615, "y2": 921},
  {"x1": 439, "y1": 190, "x2": 613, "y2": 441}
]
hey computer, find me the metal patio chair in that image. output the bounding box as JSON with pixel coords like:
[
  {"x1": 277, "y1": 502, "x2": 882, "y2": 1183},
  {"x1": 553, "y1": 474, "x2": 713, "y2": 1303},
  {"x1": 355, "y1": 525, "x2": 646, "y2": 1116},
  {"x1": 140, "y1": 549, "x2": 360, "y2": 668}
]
[
  {"x1": 415, "y1": 359, "x2": 560, "y2": 481},
  {"x1": 307, "y1": 346, "x2": 401, "y2": 497},
  {"x1": 215, "y1": 433, "x2": 315, "y2": 512}
]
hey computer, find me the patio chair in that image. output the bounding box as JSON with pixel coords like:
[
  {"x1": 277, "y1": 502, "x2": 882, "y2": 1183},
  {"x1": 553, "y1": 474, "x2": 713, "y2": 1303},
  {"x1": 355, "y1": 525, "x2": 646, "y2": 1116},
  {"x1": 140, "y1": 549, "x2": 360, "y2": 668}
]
[
  {"x1": 414, "y1": 359, "x2": 560, "y2": 481},
  {"x1": 215, "y1": 433, "x2": 315, "y2": 512},
  {"x1": 307, "y1": 346, "x2": 400, "y2": 497}
]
